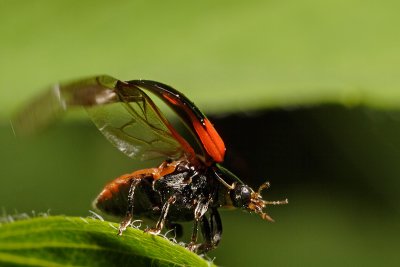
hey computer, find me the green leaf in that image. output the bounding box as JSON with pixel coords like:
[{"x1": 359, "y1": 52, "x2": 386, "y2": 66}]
[{"x1": 0, "y1": 216, "x2": 215, "y2": 267}]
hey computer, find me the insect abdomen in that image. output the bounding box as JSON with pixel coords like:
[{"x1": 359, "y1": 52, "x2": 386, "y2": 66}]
[{"x1": 94, "y1": 176, "x2": 132, "y2": 217}]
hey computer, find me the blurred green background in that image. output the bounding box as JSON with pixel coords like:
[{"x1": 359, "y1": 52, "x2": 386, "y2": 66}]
[{"x1": 1, "y1": 1, "x2": 400, "y2": 266}]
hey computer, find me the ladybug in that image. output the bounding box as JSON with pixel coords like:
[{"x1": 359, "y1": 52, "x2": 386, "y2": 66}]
[{"x1": 13, "y1": 75, "x2": 288, "y2": 253}]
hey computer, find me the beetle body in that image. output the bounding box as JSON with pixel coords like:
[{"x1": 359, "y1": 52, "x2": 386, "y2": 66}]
[
  {"x1": 96, "y1": 158, "x2": 217, "y2": 222},
  {"x1": 94, "y1": 156, "x2": 235, "y2": 252},
  {"x1": 13, "y1": 75, "x2": 287, "y2": 253}
]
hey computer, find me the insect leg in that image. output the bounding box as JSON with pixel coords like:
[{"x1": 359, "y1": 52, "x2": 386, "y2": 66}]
[
  {"x1": 145, "y1": 195, "x2": 176, "y2": 235},
  {"x1": 210, "y1": 208, "x2": 222, "y2": 247},
  {"x1": 213, "y1": 168, "x2": 235, "y2": 190},
  {"x1": 190, "y1": 219, "x2": 199, "y2": 244},
  {"x1": 118, "y1": 178, "x2": 141, "y2": 235},
  {"x1": 196, "y1": 209, "x2": 222, "y2": 253},
  {"x1": 196, "y1": 215, "x2": 213, "y2": 253},
  {"x1": 201, "y1": 215, "x2": 212, "y2": 244},
  {"x1": 186, "y1": 218, "x2": 202, "y2": 252},
  {"x1": 187, "y1": 199, "x2": 211, "y2": 251}
]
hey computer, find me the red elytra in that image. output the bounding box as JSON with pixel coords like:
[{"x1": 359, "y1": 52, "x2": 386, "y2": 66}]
[{"x1": 127, "y1": 80, "x2": 226, "y2": 164}]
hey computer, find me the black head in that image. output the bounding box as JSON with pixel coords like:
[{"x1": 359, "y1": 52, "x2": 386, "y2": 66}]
[
  {"x1": 230, "y1": 184, "x2": 252, "y2": 208},
  {"x1": 213, "y1": 164, "x2": 288, "y2": 222}
]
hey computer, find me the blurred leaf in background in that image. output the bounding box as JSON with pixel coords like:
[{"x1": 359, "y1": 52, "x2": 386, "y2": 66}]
[{"x1": 1, "y1": 0, "x2": 400, "y2": 266}]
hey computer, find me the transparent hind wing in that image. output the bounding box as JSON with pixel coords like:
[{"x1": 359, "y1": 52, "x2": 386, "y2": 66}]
[{"x1": 13, "y1": 75, "x2": 193, "y2": 160}]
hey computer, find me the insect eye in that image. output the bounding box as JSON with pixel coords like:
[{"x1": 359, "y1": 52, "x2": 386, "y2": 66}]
[{"x1": 230, "y1": 185, "x2": 252, "y2": 208}]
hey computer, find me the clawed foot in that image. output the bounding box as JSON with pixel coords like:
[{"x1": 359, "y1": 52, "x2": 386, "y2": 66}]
[
  {"x1": 118, "y1": 214, "x2": 133, "y2": 236},
  {"x1": 186, "y1": 242, "x2": 200, "y2": 252},
  {"x1": 144, "y1": 227, "x2": 162, "y2": 235},
  {"x1": 186, "y1": 242, "x2": 214, "y2": 253}
]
